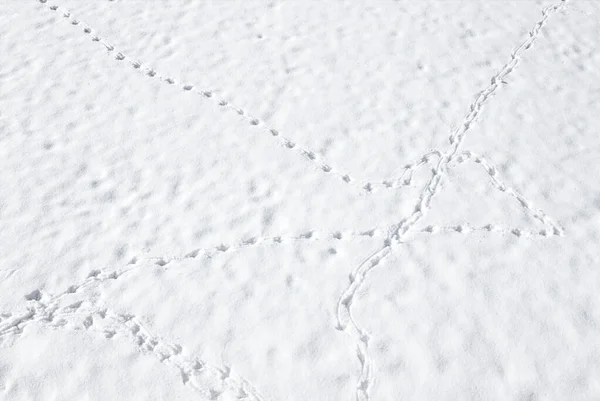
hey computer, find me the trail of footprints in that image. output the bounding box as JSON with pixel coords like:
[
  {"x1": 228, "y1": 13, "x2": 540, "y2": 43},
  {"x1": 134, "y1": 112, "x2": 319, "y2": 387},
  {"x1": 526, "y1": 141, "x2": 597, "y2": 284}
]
[
  {"x1": 37, "y1": 0, "x2": 445, "y2": 195},
  {"x1": 0, "y1": 220, "x2": 557, "y2": 399},
  {"x1": 0, "y1": 297, "x2": 266, "y2": 401},
  {"x1": 331, "y1": 2, "x2": 569, "y2": 400},
  {"x1": 1, "y1": 1, "x2": 570, "y2": 400}
]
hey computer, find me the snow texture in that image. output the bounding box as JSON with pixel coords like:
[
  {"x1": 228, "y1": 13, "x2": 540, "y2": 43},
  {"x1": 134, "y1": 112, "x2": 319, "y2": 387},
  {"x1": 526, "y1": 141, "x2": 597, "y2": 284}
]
[{"x1": 1, "y1": 1, "x2": 600, "y2": 400}]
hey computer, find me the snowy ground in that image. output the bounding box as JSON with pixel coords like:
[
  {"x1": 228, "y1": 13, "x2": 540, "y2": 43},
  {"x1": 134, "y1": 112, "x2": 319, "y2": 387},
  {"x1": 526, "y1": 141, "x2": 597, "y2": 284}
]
[{"x1": 1, "y1": 1, "x2": 600, "y2": 400}]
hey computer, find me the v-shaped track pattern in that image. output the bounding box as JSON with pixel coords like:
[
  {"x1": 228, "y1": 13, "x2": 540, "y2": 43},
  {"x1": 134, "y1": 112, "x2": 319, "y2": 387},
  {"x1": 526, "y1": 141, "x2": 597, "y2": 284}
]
[{"x1": 1, "y1": 1, "x2": 570, "y2": 400}]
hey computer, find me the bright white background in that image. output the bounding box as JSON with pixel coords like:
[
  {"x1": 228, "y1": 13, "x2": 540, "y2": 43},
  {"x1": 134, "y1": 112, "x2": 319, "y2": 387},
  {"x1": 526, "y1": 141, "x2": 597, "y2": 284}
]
[{"x1": 1, "y1": 1, "x2": 599, "y2": 400}]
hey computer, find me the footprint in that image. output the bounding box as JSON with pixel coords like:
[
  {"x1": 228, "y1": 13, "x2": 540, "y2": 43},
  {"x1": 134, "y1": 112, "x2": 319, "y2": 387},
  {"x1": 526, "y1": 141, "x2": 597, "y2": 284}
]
[
  {"x1": 88, "y1": 270, "x2": 101, "y2": 278},
  {"x1": 24, "y1": 289, "x2": 42, "y2": 301},
  {"x1": 299, "y1": 231, "x2": 314, "y2": 239},
  {"x1": 216, "y1": 244, "x2": 230, "y2": 252},
  {"x1": 83, "y1": 316, "x2": 93, "y2": 329},
  {"x1": 67, "y1": 301, "x2": 83, "y2": 310},
  {"x1": 209, "y1": 389, "x2": 222, "y2": 400}
]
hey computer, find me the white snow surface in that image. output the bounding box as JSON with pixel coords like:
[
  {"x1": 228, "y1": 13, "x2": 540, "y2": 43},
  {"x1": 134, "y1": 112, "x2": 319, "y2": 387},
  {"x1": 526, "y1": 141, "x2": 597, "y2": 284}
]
[{"x1": 1, "y1": 1, "x2": 600, "y2": 400}]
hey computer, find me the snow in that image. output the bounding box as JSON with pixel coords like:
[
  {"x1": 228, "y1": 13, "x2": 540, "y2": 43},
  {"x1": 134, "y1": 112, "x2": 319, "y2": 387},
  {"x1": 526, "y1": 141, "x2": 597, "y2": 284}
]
[{"x1": 1, "y1": 0, "x2": 599, "y2": 400}]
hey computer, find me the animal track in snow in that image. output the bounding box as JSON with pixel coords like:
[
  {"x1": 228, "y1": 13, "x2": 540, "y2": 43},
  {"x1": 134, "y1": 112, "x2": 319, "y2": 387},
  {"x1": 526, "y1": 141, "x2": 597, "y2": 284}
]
[
  {"x1": 4, "y1": 1, "x2": 571, "y2": 400},
  {"x1": 34, "y1": 0, "x2": 451, "y2": 195},
  {"x1": 0, "y1": 294, "x2": 268, "y2": 401},
  {"x1": 333, "y1": 2, "x2": 569, "y2": 399}
]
